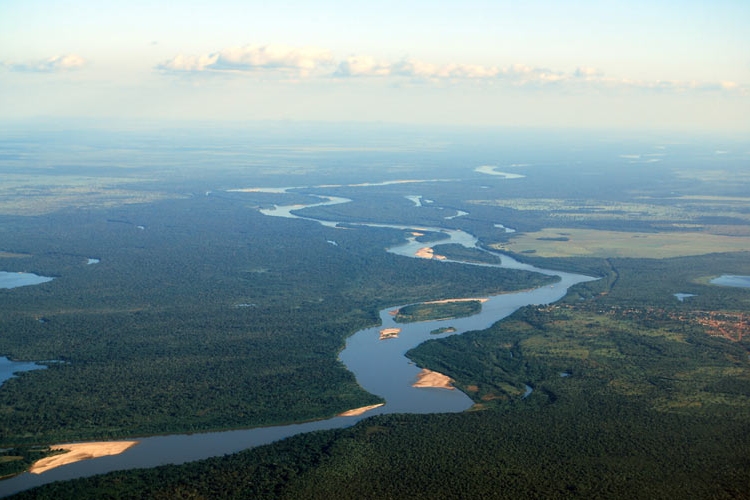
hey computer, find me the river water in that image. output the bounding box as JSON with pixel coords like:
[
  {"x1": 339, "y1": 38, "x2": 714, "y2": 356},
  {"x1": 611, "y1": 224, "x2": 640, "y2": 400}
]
[{"x1": 0, "y1": 189, "x2": 595, "y2": 497}]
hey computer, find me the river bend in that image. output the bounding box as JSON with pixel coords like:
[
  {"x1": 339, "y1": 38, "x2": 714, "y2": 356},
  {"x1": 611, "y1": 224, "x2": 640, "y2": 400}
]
[{"x1": 0, "y1": 187, "x2": 595, "y2": 496}]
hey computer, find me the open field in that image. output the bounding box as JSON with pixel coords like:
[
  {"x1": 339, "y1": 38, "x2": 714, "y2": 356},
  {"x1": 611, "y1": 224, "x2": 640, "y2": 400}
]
[
  {"x1": 0, "y1": 174, "x2": 175, "y2": 215},
  {"x1": 469, "y1": 196, "x2": 750, "y2": 224},
  {"x1": 0, "y1": 251, "x2": 31, "y2": 259},
  {"x1": 492, "y1": 227, "x2": 750, "y2": 258}
]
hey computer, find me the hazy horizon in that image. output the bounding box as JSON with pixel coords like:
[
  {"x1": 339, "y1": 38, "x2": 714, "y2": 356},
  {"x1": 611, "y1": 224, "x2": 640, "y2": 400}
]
[{"x1": 2, "y1": 1, "x2": 748, "y2": 133}]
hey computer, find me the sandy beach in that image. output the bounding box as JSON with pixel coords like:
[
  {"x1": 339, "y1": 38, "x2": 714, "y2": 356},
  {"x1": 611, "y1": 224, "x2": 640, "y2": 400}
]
[
  {"x1": 415, "y1": 247, "x2": 447, "y2": 260},
  {"x1": 424, "y1": 297, "x2": 489, "y2": 305},
  {"x1": 29, "y1": 441, "x2": 139, "y2": 474},
  {"x1": 412, "y1": 368, "x2": 455, "y2": 390},
  {"x1": 337, "y1": 403, "x2": 385, "y2": 417}
]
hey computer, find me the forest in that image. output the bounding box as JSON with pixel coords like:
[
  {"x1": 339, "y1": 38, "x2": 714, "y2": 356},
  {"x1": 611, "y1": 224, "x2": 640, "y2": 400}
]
[
  {"x1": 394, "y1": 300, "x2": 483, "y2": 323},
  {"x1": 0, "y1": 193, "x2": 553, "y2": 447},
  {"x1": 9, "y1": 251, "x2": 750, "y2": 499},
  {"x1": 1, "y1": 129, "x2": 749, "y2": 497}
]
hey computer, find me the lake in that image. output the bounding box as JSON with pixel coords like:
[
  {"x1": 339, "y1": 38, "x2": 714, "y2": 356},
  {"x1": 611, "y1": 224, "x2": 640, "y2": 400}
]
[
  {"x1": 0, "y1": 271, "x2": 53, "y2": 289},
  {"x1": 0, "y1": 272, "x2": 54, "y2": 393},
  {"x1": 710, "y1": 275, "x2": 750, "y2": 288},
  {"x1": 0, "y1": 357, "x2": 47, "y2": 387}
]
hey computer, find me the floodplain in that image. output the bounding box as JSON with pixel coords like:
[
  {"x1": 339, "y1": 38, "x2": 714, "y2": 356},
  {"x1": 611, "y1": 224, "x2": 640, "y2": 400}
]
[
  {"x1": 1, "y1": 126, "x2": 749, "y2": 499},
  {"x1": 493, "y1": 227, "x2": 750, "y2": 258}
]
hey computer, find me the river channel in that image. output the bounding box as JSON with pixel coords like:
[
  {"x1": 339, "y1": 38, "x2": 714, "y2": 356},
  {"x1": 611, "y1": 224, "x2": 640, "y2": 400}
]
[{"x1": 0, "y1": 190, "x2": 595, "y2": 497}]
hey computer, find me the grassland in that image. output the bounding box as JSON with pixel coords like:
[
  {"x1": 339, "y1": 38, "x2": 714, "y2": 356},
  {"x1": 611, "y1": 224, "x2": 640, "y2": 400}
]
[
  {"x1": 0, "y1": 174, "x2": 176, "y2": 215},
  {"x1": 469, "y1": 196, "x2": 750, "y2": 225},
  {"x1": 492, "y1": 227, "x2": 750, "y2": 258}
]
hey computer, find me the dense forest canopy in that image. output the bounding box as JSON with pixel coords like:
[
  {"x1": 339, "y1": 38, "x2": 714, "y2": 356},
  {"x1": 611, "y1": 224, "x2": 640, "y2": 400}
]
[{"x1": 1, "y1": 127, "x2": 749, "y2": 497}]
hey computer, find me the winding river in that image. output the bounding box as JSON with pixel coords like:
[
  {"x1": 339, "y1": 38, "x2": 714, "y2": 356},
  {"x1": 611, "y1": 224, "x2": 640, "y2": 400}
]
[{"x1": 0, "y1": 188, "x2": 595, "y2": 497}]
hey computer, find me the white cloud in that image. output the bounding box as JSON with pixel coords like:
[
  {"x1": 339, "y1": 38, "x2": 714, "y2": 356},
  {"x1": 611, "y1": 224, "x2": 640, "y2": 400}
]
[
  {"x1": 335, "y1": 55, "x2": 392, "y2": 77},
  {"x1": 6, "y1": 54, "x2": 86, "y2": 72},
  {"x1": 158, "y1": 53, "x2": 218, "y2": 72},
  {"x1": 604, "y1": 78, "x2": 748, "y2": 95},
  {"x1": 501, "y1": 64, "x2": 566, "y2": 85},
  {"x1": 573, "y1": 66, "x2": 604, "y2": 79},
  {"x1": 333, "y1": 57, "x2": 565, "y2": 84},
  {"x1": 335, "y1": 57, "x2": 501, "y2": 80},
  {"x1": 394, "y1": 59, "x2": 501, "y2": 79},
  {"x1": 156, "y1": 45, "x2": 748, "y2": 96},
  {"x1": 157, "y1": 44, "x2": 333, "y2": 76},
  {"x1": 392, "y1": 59, "x2": 439, "y2": 78}
]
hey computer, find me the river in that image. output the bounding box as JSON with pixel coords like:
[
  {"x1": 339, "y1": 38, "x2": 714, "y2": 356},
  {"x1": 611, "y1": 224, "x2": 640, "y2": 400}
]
[{"x1": 0, "y1": 188, "x2": 595, "y2": 497}]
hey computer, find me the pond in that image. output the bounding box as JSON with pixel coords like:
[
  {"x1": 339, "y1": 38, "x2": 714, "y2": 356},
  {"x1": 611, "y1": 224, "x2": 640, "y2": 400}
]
[{"x1": 673, "y1": 293, "x2": 696, "y2": 302}]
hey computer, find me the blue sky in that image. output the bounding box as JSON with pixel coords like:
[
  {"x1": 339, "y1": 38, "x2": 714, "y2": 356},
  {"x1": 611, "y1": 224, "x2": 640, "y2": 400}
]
[{"x1": 1, "y1": 0, "x2": 748, "y2": 132}]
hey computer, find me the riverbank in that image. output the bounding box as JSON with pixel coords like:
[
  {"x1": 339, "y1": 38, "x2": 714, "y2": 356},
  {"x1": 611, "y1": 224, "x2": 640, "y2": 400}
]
[
  {"x1": 412, "y1": 369, "x2": 454, "y2": 390},
  {"x1": 415, "y1": 247, "x2": 447, "y2": 260},
  {"x1": 0, "y1": 184, "x2": 593, "y2": 496},
  {"x1": 29, "y1": 442, "x2": 138, "y2": 475},
  {"x1": 337, "y1": 403, "x2": 385, "y2": 417}
]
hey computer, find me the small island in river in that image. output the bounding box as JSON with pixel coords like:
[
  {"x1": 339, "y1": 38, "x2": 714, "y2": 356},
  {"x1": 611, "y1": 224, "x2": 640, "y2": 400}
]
[
  {"x1": 379, "y1": 328, "x2": 401, "y2": 340},
  {"x1": 394, "y1": 299, "x2": 485, "y2": 323},
  {"x1": 430, "y1": 326, "x2": 457, "y2": 335}
]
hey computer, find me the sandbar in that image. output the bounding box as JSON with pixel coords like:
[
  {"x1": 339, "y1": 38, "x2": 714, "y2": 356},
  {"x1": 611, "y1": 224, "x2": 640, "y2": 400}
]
[
  {"x1": 424, "y1": 297, "x2": 489, "y2": 305},
  {"x1": 29, "y1": 441, "x2": 139, "y2": 474},
  {"x1": 413, "y1": 369, "x2": 455, "y2": 390},
  {"x1": 337, "y1": 403, "x2": 385, "y2": 417},
  {"x1": 380, "y1": 327, "x2": 401, "y2": 340},
  {"x1": 415, "y1": 247, "x2": 447, "y2": 260}
]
